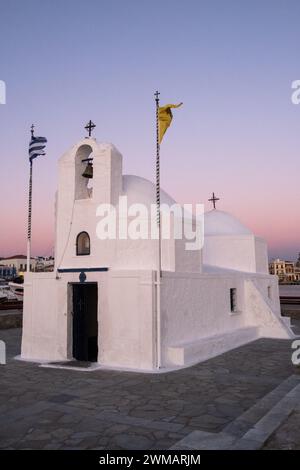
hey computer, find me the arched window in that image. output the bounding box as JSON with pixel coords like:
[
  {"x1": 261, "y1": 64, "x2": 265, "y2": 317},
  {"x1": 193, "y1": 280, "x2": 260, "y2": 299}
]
[{"x1": 76, "y1": 231, "x2": 90, "y2": 256}]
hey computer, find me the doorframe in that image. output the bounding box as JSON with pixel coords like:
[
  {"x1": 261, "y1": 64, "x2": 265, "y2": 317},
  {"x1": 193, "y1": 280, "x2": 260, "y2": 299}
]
[{"x1": 67, "y1": 282, "x2": 98, "y2": 361}]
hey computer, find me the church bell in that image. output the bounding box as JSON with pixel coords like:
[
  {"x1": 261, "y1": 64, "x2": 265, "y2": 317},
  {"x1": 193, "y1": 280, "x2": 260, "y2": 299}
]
[{"x1": 82, "y1": 161, "x2": 93, "y2": 178}]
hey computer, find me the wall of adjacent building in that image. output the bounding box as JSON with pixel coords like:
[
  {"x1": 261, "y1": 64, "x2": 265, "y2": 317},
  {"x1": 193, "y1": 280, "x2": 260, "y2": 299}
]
[{"x1": 0, "y1": 257, "x2": 37, "y2": 273}]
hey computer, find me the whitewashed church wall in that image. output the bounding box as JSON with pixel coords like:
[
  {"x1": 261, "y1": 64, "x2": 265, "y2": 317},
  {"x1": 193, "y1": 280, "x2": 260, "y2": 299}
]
[
  {"x1": 55, "y1": 140, "x2": 123, "y2": 270},
  {"x1": 55, "y1": 207, "x2": 196, "y2": 273},
  {"x1": 203, "y1": 235, "x2": 257, "y2": 272},
  {"x1": 54, "y1": 138, "x2": 201, "y2": 273},
  {"x1": 160, "y1": 272, "x2": 247, "y2": 364},
  {"x1": 254, "y1": 237, "x2": 269, "y2": 273},
  {"x1": 244, "y1": 277, "x2": 293, "y2": 339},
  {"x1": 101, "y1": 270, "x2": 156, "y2": 371},
  {"x1": 113, "y1": 231, "x2": 174, "y2": 271},
  {"x1": 21, "y1": 270, "x2": 110, "y2": 363},
  {"x1": 160, "y1": 272, "x2": 293, "y2": 367},
  {"x1": 56, "y1": 198, "x2": 118, "y2": 270},
  {"x1": 175, "y1": 236, "x2": 202, "y2": 273},
  {"x1": 246, "y1": 274, "x2": 281, "y2": 316},
  {"x1": 92, "y1": 144, "x2": 123, "y2": 205},
  {"x1": 21, "y1": 273, "x2": 63, "y2": 361}
]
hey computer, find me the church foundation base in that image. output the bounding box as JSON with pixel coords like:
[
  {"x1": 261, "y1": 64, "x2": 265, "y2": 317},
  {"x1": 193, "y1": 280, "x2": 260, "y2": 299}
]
[{"x1": 167, "y1": 326, "x2": 259, "y2": 367}]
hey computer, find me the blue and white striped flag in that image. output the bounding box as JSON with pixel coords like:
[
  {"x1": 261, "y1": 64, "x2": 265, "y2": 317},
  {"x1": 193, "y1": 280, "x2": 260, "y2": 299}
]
[{"x1": 29, "y1": 136, "x2": 47, "y2": 161}]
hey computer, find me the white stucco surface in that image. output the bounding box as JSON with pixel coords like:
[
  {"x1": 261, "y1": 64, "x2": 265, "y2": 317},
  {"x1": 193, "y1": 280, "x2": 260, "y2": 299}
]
[
  {"x1": 203, "y1": 210, "x2": 268, "y2": 274},
  {"x1": 160, "y1": 271, "x2": 293, "y2": 368},
  {"x1": 21, "y1": 269, "x2": 156, "y2": 370},
  {"x1": 204, "y1": 209, "x2": 252, "y2": 235}
]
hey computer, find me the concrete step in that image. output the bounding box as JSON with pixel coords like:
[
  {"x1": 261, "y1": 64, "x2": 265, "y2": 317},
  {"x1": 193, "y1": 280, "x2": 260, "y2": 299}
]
[
  {"x1": 223, "y1": 374, "x2": 300, "y2": 439},
  {"x1": 229, "y1": 381, "x2": 300, "y2": 449},
  {"x1": 171, "y1": 374, "x2": 300, "y2": 450}
]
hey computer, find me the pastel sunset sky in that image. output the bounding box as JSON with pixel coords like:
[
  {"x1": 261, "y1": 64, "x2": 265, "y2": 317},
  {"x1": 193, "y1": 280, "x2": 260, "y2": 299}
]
[{"x1": 0, "y1": 0, "x2": 299, "y2": 260}]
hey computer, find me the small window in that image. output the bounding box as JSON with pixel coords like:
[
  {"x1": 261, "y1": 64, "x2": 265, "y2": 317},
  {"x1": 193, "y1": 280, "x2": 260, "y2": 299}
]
[
  {"x1": 76, "y1": 231, "x2": 90, "y2": 256},
  {"x1": 230, "y1": 288, "x2": 237, "y2": 313}
]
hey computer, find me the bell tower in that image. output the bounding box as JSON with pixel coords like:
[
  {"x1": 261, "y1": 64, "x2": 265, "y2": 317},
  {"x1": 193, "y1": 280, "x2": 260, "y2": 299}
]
[{"x1": 54, "y1": 131, "x2": 123, "y2": 270}]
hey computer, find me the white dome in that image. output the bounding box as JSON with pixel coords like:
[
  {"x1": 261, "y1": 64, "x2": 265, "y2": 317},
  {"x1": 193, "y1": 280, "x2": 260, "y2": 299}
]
[
  {"x1": 204, "y1": 209, "x2": 253, "y2": 236},
  {"x1": 122, "y1": 175, "x2": 176, "y2": 208}
]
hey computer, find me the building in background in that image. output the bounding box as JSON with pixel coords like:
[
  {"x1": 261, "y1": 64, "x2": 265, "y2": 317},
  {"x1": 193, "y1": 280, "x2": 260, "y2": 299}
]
[
  {"x1": 269, "y1": 258, "x2": 300, "y2": 283},
  {"x1": 35, "y1": 257, "x2": 55, "y2": 272},
  {"x1": 0, "y1": 255, "x2": 37, "y2": 274},
  {"x1": 0, "y1": 265, "x2": 17, "y2": 280},
  {"x1": 0, "y1": 256, "x2": 55, "y2": 275}
]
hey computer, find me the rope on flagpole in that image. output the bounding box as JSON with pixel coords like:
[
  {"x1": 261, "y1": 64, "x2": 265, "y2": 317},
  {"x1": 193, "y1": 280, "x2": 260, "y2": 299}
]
[
  {"x1": 27, "y1": 158, "x2": 33, "y2": 273},
  {"x1": 27, "y1": 124, "x2": 35, "y2": 273},
  {"x1": 154, "y1": 90, "x2": 161, "y2": 370},
  {"x1": 155, "y1": 91, "x2": 161, "y2": 278}
]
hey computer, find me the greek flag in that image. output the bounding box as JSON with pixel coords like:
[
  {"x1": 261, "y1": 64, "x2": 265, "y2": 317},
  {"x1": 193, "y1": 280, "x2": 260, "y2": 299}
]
[{"x1": 29, "y1": 136, "x2": 47, "y2": 161}]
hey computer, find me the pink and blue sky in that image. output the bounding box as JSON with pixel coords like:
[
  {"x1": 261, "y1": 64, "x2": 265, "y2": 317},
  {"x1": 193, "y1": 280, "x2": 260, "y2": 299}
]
[{"x1": 0, "y1": 0, "x2": 299, "y2": 260}]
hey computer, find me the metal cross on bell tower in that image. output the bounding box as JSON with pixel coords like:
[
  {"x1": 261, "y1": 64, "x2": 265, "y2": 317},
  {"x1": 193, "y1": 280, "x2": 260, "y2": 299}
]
[
  {"x1": 85, "y1": 120, "x2": 96, "y2": 137},
  {"x1": 208, "y1": 192, "x2": 220, "y2": 209}
]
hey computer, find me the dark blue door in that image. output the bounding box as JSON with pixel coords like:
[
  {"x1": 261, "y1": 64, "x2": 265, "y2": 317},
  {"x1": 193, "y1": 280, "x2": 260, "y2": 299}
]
[{"x1": 72, "y1": 283, "x2": 98, "y2": 361}]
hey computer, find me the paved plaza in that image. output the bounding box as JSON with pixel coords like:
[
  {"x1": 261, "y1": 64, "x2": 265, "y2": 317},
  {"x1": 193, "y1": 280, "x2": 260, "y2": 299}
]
[{"x1": 0, "y1": 326, "x2": 300, "y2": 450}]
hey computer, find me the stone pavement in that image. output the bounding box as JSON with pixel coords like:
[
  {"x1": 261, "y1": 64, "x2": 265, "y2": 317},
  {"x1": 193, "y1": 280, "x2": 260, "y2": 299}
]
[
  {"x1": 0, "y1": 309, "x2": 22, "y2": 329},
  {"x1": 171, "y1": 376, "x2": 300, "y2": 450},
  {"x1": 0, "y1": 328, "x2": 299, "y2": 450},
  {"x1": 263, "y1": 409, "x2": 300, "y2": 450}
]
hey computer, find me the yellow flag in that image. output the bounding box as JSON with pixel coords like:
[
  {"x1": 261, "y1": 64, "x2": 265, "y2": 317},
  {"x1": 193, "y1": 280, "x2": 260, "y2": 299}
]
[{"x1": 158, "y1": 102, "x2": 183, "y2": 144}]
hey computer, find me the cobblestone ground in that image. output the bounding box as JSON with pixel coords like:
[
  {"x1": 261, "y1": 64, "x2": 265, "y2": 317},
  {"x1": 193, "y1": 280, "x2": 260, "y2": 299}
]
[
  {"x1": 0, "y1": 328, "x2": 299, "y2": 450},
  {"x1": 263, "y1": 410, "x2": 300, "y2": 450}
]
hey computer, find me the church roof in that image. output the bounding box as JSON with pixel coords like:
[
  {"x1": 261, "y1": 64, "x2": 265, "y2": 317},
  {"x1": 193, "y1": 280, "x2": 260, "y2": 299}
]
[
  {"x1": 122, "y1": 175, "x2": 176, "y2": 208},
  {"x1": 204, "y1": 209, "x2": 253, "y2": 236}
]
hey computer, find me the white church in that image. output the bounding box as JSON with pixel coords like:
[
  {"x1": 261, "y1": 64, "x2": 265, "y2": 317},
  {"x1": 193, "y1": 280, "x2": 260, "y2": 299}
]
[{"x1": 21, "y1": 135, "x2": 294, "y2": 371}]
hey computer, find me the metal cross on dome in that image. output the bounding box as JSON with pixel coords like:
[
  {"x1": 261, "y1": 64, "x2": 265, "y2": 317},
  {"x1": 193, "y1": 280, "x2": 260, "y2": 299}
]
[
  {"x1": 208, "y1": 192, "x2": 220, "y2": 209},
  {"x1": 85, "y1": 120, "x2": 96, "y2": 137}
]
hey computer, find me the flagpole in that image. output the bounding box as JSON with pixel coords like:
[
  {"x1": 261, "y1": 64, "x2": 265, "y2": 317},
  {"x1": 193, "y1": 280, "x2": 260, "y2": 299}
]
[
  {"x1": 26, "y1": 125, "x2": 47, "y2": 273},
  {"x1": 154, "y1": 90, "x2": 161, "y2": 369},
  {"x1": 155, "y1": 91, "x2": 161, "y2": 277},
  {"x1": 27, "y1": 128, "x2": 34, "y2": 273}
]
